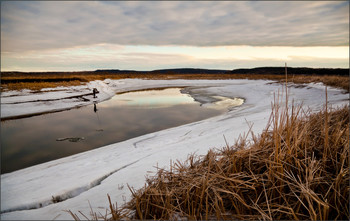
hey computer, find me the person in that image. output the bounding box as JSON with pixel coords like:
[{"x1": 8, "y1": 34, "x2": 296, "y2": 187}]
[{"x1": 93, "y1": 88, "x2": 99, "y2": 98}]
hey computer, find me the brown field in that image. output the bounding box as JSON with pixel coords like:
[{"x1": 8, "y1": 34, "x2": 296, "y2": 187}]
[{"x1": 1, "y1": 72, "x2": 349, "y2": 92}]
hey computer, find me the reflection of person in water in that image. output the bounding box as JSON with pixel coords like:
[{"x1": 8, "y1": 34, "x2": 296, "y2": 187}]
[
  {"x1": 93, "y1": 102, "x2": 103, "y2": 131},
  {"x1": 94, "y1": 103, "x2": 98, "y2": 113}
]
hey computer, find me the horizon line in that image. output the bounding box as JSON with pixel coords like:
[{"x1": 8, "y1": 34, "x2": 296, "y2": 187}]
[{"x1": 2, "y1": 65, "x2": 349, "y2": 73}]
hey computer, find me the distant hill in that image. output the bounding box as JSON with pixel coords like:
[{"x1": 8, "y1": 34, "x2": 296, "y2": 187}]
[
  {"x1": 2, "y1": 67, "x2": 348, "y2": 76},
  {"x1": 150, "y1": 68, "x2": 228, "y2": 75},
  {"x1": 228, "y1": 67, "x2": 349, "y2": 76},
  {"x1": 94, "y1": 68, "x2": 228, "y2": 75},
  {"x1": 95, "y1": 67, "x2": 349, "y2": 76},
  {"x1": 94, "y1": 69, "x2": 147, "y2": 74}
]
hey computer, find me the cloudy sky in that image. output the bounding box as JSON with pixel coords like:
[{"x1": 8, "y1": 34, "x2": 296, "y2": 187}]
[{"x1": 1, "y1": 1, "x2": 349, "y2": 72}]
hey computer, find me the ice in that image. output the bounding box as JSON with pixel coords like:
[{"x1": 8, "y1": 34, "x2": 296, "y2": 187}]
[
  {"x1": 204, "y1": 96, "x2": 245, "y2": 110},
  {"x1": 1, "y1": 79, "x2": 348, "y2": 220}
]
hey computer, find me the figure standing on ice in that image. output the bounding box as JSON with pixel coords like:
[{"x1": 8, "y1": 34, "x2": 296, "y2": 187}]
[{"x1": 93, "y1": 88, "x2": 99, "y2": 98}]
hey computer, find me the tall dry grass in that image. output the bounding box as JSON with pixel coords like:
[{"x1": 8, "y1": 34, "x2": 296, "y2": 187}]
[{"x1": 69, "y1": 87, "x2": 349, "y2": 220}]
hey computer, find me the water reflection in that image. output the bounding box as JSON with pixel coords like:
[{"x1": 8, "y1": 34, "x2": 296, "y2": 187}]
[
  {"x1": 94, "y1": 103, "x2": 98, "y2": 113},
  {"x1": 1, "y1": 88, "x2": 224, "y2": 174},
  {"x1": 100, "y1": 88, "x2": 195, "y2": 109}
]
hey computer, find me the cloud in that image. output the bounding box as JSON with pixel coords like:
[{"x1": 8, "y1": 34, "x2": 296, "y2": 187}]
[
  {"x1": 1, "y1": 1, "x2": 349, "y2": 52},
  {"x1": 2, "y1": 44, "x2": 348, "y2": 72}
]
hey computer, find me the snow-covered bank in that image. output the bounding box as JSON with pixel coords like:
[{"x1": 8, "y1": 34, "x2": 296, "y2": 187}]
[
  {"x1": 1, "y1": 80, "x2": 113, "y2": 119},
  {"x1": 1, "y1": 79, "x2": 252, "y2": 119},
  {"x1": 1, "y1": 79, "x2": 348, "y2": 220}
]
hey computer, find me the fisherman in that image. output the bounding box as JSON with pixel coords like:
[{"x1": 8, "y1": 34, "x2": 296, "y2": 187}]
[{"x1": 93, "y1": 88, "x2": 99, "y2": 98}]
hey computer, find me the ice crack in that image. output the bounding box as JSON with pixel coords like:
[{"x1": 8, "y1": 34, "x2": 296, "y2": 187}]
[{"x1": 1, "y1": 155, "x2": 151, "y2": 214}]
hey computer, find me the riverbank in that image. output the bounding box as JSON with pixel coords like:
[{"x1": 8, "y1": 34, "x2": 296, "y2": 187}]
[
  {"x1": 107, "y1": 103, "x2": 349, "y2": 220},
  {"x1": 2, "y1": 67, "x2": 349, "y2": 92},
  {"x1": 1, "y1": 79, "x2": 349, "y2": 220}
]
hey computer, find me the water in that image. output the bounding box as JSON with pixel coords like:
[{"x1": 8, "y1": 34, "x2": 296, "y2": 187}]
[{"x1": 1, "y1": 88, "x2": 226, "y2": 174}]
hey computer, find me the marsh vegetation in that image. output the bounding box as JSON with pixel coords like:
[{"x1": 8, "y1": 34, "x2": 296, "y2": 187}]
[{"x1": 1, "y1": 67, "x2": 349, "y2": 92}]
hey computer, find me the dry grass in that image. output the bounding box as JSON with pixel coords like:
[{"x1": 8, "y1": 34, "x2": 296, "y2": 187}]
[
  {"x1": 288, "y1": 75, "x2": 349, "y2": 92},
  {"x1": 2, "y1": 80, "x2": 84, "y2": 91},
  {"x1": 1, "y1": 72, "x2": 349, "y2": 92},
  {"x1": 225, "y1": 74, "x2": 349, "y2": 92},
  {"x1": 69, "y1": 86, "x2": 349, "y2": 220}
]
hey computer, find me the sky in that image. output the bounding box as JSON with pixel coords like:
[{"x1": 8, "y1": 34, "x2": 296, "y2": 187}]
[{"x1": 1, "y1": 1, "x2": 349, "y2": 72}]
